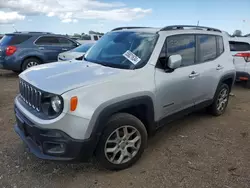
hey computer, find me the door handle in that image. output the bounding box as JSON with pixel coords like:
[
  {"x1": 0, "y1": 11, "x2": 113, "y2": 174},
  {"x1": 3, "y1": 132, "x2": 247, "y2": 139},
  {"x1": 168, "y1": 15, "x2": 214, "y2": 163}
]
[
  {"x1": 62, "y1": 48, "x2": 68, "y2": 51},
  {"x1": 38, "y1": 47, "x2": 45, "y2": 50},
  {"x1": 189, "y1": 71, "x2": 200, "y2": 78},
  {"x1": 216, "y1": 64, "x2": 224, "y2": 70}
]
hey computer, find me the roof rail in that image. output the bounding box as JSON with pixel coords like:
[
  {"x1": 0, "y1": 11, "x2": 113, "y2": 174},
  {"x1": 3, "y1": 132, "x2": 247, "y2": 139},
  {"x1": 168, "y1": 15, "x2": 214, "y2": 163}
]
[
  {"x1": 111, "y1": 27, "x2": 153, "y2": 31},
  {"x1": 13, "y1": 31, "x2": 53, "y2": 34},
  {"x1": 160, "y1": 25, "x2": 221, "y2": 33}
]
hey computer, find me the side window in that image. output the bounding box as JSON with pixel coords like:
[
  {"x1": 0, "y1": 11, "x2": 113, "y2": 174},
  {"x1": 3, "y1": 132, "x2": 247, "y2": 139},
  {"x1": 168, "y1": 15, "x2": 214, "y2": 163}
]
[
  {"x1": 9, "y1": 35, "x2": 32, "y2": 45},
  {"x1": 217, "y1": 36, "x2": 224, "y2": 55},
  {"x1": 35, "y1": 36, "x2": 60, "y2": 45},
  {"x1": 229, "y1": 41, "x2": 250, "y2": 51},
  {"x1": 198, "y1": 35, "x2": 217, "y2": 62},
  {"x1": 167, "y1": 35, "x2": 195, "y2": 67},
  {"x1": 58, "y1": 37, "x2": 76, "y2": 46}
]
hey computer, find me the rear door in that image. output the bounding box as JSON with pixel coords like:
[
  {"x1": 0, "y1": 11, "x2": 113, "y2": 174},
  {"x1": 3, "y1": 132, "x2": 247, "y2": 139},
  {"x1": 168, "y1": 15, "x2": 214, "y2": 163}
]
[
  {"x1": 229, "y1": 40, "x2": 250, "y2": 73},
  {"x1": 35, "y1": 36, "x2": 78, "y2": 62},
  {"x1": 34, "y1": 36, "x2": 62, "y2": 62},
  {"x1": 192, "y1": 35, "x2": 225, "y2": 104}
]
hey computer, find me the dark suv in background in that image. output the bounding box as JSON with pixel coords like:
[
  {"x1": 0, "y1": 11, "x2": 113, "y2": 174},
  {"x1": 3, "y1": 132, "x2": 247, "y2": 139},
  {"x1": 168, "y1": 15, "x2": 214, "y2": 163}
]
[{"x1": 0, "y1": 32, "x2": 80, "y2": 72}]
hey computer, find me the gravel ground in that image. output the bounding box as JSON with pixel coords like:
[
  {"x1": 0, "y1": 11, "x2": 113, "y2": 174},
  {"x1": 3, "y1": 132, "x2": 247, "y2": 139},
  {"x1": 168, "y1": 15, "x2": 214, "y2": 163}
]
[{"x1": 0, "y1": 69, "x2": 250, "y2": 188}]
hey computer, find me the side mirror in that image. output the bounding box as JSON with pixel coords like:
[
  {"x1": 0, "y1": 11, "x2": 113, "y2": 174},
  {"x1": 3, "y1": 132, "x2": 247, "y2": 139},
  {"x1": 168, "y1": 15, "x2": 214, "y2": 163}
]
[
  {"x1": 167, "y1": 54, "x2": 182, "y2": 70},
  {"x1": 75, "y1": 53, "x2": 85, "y2": 61}
]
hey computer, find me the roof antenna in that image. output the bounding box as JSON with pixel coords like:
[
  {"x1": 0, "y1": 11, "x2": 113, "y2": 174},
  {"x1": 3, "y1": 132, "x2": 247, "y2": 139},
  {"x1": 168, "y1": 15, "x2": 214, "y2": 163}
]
[
  {"x1": 197, "y1": 21, "x2": 199, "y2": 26},
  {"x1": 12, "y1": 24, "x2": 18, "y2": 32}
]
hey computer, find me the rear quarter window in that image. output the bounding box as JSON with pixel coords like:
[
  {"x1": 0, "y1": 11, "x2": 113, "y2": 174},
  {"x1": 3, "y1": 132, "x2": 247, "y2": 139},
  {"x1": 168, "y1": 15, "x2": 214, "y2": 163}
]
[
  {"x1": 229, "y1": 41, "x2": 250, "y2": 51},
  {"x1": 0, "y1": 35, "x2": 32, "y2": 45}
]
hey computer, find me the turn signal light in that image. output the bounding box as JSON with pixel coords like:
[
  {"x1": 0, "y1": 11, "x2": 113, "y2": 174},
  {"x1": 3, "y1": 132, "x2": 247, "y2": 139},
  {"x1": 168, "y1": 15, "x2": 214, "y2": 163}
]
[{"x1": 70, "y1": 96, "x2": 78, "y2": 111}]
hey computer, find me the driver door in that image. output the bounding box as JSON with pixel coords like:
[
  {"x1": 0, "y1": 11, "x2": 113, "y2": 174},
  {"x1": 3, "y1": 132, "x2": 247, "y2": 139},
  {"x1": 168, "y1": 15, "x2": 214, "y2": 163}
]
[{"x1": 155, "y1": 34, "x2": 198, "y2": 119}]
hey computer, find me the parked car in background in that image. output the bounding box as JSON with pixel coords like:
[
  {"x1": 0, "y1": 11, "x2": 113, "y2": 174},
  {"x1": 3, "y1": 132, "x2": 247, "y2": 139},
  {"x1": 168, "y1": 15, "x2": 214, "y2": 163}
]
[
  {"x1": 58, "y1": 42, "x2": 95, "y2": 61},
  {"x1": 0, "y1": 32, "x2": 80, "y2": 72},
  {"x1": 229, "y1": 37, "x2": 250, "y2": 87},
  {"x1": 14, "y1": 25, "x2": 235, "y2": 170},
  {"x1": 76, "y1": 34, "x2": 103, "y2": 44}
]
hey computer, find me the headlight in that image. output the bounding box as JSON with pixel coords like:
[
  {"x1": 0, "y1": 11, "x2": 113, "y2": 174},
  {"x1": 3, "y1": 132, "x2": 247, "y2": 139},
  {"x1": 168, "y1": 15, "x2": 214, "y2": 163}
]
[
  {"x1": 51, "y1": 96, "x2": 62, "y2": 113},
  {"x1": 41, "y1": 94, "x2": 63, "y2": 117}
]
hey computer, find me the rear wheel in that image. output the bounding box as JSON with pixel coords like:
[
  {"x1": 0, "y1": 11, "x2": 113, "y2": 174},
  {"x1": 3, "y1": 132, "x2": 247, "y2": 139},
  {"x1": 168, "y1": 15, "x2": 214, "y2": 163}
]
[
  {"x1": 207, "y1": 83, "x2": 230, "y2": 116},
  {"x1": 21, "y1": 58, "x2": 41, "y2": 71},
  {"x1": 96, "y1": 113, "x2": 148, "y2": 170}
]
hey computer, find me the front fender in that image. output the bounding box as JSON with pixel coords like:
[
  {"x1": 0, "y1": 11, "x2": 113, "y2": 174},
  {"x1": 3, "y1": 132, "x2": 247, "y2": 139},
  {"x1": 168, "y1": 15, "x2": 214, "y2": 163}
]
[{"x1": 88, "y1": 96, "x2": 155, "y2": 138}]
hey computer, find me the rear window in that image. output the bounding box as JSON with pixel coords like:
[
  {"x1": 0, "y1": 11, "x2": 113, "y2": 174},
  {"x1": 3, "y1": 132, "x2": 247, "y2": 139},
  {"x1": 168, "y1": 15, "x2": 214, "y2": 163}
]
[
  {"x1": 229, "y1": 41, "x2": 250, "y2": 51},
  {"x1": 0, "y1": 35, "x2": 32, "y2": 46}
]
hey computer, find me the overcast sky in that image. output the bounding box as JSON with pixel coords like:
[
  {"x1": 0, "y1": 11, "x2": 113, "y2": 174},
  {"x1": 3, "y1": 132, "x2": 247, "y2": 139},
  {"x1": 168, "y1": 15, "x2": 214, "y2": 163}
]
[{"x1": 0, "y1": 0, "x2": 250, "y2": 35}]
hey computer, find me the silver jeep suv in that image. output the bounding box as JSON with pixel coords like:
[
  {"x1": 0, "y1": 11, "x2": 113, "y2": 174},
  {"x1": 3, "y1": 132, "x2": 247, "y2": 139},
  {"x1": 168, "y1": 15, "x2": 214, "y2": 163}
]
[{"x1": 14, "y1": 25, "x2": 236, "y2": 170}]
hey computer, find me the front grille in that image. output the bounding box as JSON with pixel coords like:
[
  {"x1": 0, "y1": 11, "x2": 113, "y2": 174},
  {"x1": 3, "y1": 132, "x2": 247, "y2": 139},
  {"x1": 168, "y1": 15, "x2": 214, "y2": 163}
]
[{"x1": 19, "y1": 79, "x2": 42, "y2": 112}]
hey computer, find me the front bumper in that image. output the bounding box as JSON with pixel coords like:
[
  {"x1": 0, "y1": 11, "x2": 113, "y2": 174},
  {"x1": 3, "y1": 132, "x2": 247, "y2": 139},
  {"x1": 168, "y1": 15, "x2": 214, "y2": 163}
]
[{"x1": 14, "y1": 106, "x2": 98, "y2": 161}]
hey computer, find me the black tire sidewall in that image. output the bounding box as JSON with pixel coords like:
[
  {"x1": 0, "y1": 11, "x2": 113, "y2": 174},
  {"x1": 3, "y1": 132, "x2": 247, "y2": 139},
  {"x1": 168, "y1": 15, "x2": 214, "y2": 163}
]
[
  {"x1": 96, "y1": 113, "x2": 148, "y2": 170},
  {"x1": 210, "y1": 84, "x2": 230, "y2": 116},
  {"x1": 22, "y1": 58, "x2": 41, "y2": 71}
]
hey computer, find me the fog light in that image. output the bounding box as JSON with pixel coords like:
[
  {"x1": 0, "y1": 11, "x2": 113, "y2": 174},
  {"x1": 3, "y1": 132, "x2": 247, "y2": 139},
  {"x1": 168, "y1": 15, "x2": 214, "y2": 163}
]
[{"x1": 44, "y1": 142, "x2": 66, "y2": 154}]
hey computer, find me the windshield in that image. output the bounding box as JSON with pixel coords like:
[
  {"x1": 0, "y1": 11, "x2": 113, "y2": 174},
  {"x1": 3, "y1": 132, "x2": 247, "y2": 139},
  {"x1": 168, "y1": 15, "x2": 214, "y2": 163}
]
[
  {"x1": 0, "y1": 35, "x2": 12, "y2": 46},
  {"x1": 84, "y1": 31, "x2": 158, "y2": 69},
  {"x1": 72, "y1": 43, "x2": 94, "y2": 53}
]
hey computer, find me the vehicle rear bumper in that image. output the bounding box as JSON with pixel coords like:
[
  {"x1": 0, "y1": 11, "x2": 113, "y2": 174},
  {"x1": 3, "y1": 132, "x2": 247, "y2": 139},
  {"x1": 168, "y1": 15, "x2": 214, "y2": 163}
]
[
  {"x1": 14, "y1": 106, "x2": 98, "y2": 162},
  {"x1": 236, "y1": 71, "x2": 250, "y2": 81}
]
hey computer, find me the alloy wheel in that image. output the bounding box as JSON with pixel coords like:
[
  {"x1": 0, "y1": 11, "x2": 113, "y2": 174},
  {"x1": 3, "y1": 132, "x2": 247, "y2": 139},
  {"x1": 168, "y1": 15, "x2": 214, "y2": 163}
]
[{"x1": 104, "y1": 125, "x2": 141, "y2": 165}]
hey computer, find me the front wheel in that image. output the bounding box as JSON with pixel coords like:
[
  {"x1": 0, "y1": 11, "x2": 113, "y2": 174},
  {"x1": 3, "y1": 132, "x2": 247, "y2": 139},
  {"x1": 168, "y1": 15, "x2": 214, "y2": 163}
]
[
  {"x1": 96, "y1": 113, "x2": 148, "y2": 170},
  {"x1": 207, "y1": 83, "x2": 230, "y2": 116}
]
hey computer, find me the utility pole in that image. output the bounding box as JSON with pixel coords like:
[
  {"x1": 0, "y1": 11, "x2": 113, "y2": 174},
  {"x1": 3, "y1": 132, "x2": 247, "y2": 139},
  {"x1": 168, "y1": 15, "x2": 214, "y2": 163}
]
[{"x1": 197, "y1": 20, "x2": 199, "y2": 26}]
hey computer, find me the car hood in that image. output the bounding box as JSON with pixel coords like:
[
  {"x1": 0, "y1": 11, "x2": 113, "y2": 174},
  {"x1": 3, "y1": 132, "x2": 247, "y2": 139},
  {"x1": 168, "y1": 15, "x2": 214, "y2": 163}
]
[
  {"x1": 19, "y1": 60, "x2": 132, "y2": 94},
  {"x1": 58, "y1": 51, "x2": 84, "y2": 61}
]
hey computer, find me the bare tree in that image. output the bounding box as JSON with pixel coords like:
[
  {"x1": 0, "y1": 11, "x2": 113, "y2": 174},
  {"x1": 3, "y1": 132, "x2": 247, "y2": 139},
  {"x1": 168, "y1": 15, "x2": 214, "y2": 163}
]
[{"x1": 232, "y1": 30, "x2": 242, "y2": 37}]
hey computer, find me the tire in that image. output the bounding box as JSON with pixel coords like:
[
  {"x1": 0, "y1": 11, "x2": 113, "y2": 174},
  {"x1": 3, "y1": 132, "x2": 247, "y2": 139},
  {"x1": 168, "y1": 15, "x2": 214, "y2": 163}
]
[
  {"x1": 21, "y1": 58, "x2": 41, "y2": 71},
  {"x1": 207, "y1": 83, "x2": 230, "y2": 116},
  {"x1": 96, "y1": 113, "x2": 148, "y2": 170},
  {"x1": 244, "y1": 81, "x2": 250, "y2": 89}
]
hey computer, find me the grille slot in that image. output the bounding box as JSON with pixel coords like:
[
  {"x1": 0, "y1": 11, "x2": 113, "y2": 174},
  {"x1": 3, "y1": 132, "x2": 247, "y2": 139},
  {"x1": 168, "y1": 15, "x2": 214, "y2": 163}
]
[{"x1": 19, "y1": 79, "x2": 42, "y2": 112}]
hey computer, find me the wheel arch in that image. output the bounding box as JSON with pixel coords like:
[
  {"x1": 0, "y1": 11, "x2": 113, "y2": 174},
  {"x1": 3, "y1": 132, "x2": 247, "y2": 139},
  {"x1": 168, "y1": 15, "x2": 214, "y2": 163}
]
[
  {"x1": 21, "y1": 56, "x2": 44, "y2": 69},
  {"x1": 218, "y1": 72, "x2": 236, "y2": 92},
  {"x1": 91, "y1": 96, "x2": 156, "y2": 138}
]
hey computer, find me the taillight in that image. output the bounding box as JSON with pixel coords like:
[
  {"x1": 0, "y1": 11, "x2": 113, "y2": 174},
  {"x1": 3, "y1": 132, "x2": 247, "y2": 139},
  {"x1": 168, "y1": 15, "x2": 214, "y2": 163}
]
[
  {"x1": 6, "y1": 46, "x2": 17, "y2": 56},
  {"x1": 234, "y1": 53, "x2": 250, "y2": 62}
]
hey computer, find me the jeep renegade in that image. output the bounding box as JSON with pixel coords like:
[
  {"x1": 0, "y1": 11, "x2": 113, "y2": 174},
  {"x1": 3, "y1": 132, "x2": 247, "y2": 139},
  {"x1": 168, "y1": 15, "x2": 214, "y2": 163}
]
[{"x1": 14, "y1": 25, "x2": 236, "y2": 170}]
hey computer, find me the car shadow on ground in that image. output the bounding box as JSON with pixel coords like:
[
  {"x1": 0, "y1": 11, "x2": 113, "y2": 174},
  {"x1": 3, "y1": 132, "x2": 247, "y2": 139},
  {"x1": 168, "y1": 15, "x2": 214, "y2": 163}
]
[{"x1": 0, "y1": 70, "x2": 19, "y2": 78}]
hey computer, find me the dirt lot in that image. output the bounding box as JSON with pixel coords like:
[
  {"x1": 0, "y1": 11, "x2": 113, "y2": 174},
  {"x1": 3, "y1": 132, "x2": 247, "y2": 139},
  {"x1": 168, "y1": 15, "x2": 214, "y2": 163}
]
[{"x1": 0, "y1": 69, "x2": 249, "y2": 188}]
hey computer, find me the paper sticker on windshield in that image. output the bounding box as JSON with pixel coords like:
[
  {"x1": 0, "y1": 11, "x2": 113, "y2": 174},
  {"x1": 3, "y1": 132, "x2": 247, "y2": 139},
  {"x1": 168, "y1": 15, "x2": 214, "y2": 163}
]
[{"x1": 123, "y1": 50, "x2": 141, "y2": 65}]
